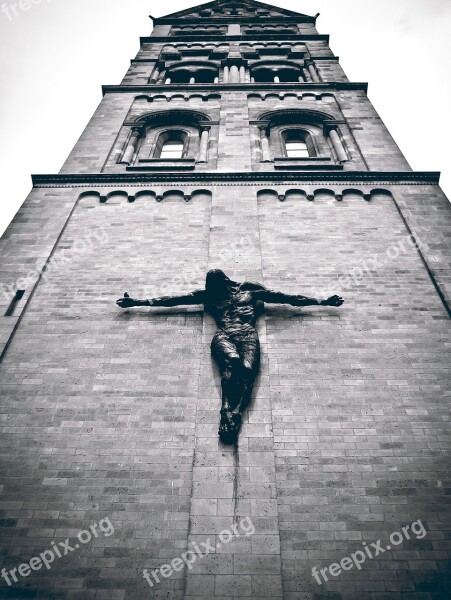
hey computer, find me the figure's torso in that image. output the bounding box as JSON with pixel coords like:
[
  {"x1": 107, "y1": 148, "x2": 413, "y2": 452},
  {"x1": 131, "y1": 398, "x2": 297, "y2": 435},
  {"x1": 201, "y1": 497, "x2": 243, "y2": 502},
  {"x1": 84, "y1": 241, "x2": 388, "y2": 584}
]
[{"x1": 208, "y1": 288, "x2": 262, "y2": 331}]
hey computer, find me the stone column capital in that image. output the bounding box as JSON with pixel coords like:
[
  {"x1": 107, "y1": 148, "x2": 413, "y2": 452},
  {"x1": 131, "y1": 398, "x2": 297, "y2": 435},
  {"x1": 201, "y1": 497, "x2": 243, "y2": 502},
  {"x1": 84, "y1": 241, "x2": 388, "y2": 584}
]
[{"x1": 323, "y1": 120, "x2": 345, "y2": 136}]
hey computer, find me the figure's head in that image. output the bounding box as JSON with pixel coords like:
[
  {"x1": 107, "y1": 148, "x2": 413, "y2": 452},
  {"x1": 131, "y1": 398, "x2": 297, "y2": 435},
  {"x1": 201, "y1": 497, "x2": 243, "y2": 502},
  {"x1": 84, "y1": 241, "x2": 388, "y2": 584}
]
[{"x1": 205, "y1": 269, "x2": 233, "y2": 299}]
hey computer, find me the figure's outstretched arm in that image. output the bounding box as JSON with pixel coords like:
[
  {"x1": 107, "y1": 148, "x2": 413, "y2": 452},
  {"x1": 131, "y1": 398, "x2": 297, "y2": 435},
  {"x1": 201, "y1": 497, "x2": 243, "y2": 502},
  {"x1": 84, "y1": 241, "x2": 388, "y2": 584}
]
[
  {"x1": 253, "y1": 288, "x2": 343, "y2": 307},
  {"x1": 116, "y1": 290, "x2": 205, "y2": 309}
]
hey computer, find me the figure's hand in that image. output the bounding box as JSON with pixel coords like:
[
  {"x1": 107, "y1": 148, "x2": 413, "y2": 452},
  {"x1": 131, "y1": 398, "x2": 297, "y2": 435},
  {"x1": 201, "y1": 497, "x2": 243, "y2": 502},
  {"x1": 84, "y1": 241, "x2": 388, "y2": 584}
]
[
  {"x1": 116, "y1": 292, "x2": 137, "y2": 309},
  {"x1": 323, "y1": 295, "x2": 344, "y2": 307}
]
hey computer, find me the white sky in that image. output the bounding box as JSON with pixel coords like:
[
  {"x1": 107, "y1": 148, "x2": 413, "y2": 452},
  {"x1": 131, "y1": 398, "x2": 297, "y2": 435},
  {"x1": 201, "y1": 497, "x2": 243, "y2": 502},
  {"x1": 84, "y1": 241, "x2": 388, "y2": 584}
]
[{"x1": 0, "y1": 0, "x2": 450, "y2": 236}]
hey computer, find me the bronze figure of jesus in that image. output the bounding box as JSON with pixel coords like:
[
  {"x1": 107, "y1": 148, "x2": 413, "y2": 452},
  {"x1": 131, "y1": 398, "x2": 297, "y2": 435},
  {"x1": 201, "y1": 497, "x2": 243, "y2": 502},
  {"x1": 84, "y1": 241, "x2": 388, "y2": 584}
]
[{"x1": 117, "y1": 269, "x2": 343, "y2": 444}]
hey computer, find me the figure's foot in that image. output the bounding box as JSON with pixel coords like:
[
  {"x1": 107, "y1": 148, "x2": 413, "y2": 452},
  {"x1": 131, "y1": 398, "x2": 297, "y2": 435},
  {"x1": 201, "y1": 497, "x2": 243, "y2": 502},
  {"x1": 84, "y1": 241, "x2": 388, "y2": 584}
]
[
  {"x1": 231, "y1": 410, "x2": 242, "y2": 427},
  {"x1": 219, "y1": 409, "x2": 242, "y2": 444}
]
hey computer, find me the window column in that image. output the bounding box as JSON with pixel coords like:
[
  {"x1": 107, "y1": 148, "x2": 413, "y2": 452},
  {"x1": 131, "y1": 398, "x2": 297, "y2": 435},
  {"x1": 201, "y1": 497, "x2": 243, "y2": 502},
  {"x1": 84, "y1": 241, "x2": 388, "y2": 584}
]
[
  {"x1": 259, "y1": 126, "x2": 272, "y2": 162},
  {"x1": 223, "y1": 65, "x2": 230, "y2": 83},
  {"x1": 306, "y1": 60, "x2": 320, "y2": 83},
  {"x1": 197, "y1": 127, "x2": 210, "y2": 163},
  {"x1": 230, "y1": 64, "x2": 240, "y2": 83},
  {"x1": 224, "y1": 61, "x2": 247, "y2": 83},
  {"x1": 150, "y1": 65, "x2": 161, "y2": 84},
  {"x1": 121, "y1": 127, "x2": 143, "y2": 165},
  {"x1": 325, "y1": 123, "x2": 347, "y2": 163}
]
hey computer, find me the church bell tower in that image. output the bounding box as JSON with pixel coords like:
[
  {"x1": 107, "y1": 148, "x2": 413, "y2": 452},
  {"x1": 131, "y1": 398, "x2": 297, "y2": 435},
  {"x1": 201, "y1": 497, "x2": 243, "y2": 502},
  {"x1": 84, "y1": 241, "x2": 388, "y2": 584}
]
[{"x1": 0, "y1": 1, "x2": 450, "y2": 599}]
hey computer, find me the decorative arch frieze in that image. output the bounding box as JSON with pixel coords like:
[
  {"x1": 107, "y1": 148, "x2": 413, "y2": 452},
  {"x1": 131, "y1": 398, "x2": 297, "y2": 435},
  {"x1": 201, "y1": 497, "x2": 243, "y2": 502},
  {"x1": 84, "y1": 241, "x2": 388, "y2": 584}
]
[
  {"x1": 248, "y1": 92, "x2": 335, "y2": 102},
  {"x1": 79, "y1": 189, "x2": 213, "y2": 204},
  {"x1": 257, "y1": 187, "x2": 393, "y2": 202},
  {"x1": 133, "y1": 93, "x2": 222, "y2": 103}
]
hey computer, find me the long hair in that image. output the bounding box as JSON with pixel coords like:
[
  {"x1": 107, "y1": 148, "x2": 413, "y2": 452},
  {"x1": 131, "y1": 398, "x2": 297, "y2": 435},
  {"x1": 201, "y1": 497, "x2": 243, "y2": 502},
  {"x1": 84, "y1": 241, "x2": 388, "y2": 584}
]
[{"x1": 205, "y1": 269, "x2": 238, "y2": 305}]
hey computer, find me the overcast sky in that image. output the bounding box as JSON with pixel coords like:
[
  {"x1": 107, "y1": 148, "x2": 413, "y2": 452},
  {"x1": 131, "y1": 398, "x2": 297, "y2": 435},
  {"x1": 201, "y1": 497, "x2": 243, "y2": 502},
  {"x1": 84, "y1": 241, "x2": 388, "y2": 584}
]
[{"x1": 0, "y1": 0, "x2": 450, "y2": 236}]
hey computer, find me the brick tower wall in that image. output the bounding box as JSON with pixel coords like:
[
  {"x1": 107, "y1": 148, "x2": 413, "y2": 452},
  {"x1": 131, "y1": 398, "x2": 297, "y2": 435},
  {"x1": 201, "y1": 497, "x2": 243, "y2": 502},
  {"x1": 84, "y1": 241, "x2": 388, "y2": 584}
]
[{"x1": 1, "y1": 2, "x2": 450, "y2": 599}]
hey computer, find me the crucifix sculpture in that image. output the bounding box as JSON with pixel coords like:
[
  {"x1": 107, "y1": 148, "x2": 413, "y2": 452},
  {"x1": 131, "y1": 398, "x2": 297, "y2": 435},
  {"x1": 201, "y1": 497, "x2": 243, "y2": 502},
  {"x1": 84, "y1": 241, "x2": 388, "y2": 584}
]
[{"x1": 117, "y1": 269, "x2": 344, "y2": 444}]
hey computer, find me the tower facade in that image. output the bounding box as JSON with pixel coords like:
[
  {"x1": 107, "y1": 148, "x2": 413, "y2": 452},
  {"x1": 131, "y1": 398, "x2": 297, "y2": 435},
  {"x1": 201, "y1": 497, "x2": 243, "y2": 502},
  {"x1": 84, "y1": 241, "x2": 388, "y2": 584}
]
[{"x1": 0, "y1": 1, "x2": 450, "y2": 599}]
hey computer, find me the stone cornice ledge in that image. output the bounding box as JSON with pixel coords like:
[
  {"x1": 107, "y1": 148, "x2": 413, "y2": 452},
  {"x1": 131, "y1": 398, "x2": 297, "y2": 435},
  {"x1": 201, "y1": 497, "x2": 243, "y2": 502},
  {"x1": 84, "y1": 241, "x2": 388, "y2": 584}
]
[
  {"x1": 153, "y1": 17, "x2": 318, "y2": 25},
  {"x1": 102, "y1": 82, "x2": 368, "y2": 95},
  {"x1": 140, "y1": 35, "x2": 330, "y2": 43},
  {"x1": 32, "y1": 172, "x2": 441, "y2": 188}
]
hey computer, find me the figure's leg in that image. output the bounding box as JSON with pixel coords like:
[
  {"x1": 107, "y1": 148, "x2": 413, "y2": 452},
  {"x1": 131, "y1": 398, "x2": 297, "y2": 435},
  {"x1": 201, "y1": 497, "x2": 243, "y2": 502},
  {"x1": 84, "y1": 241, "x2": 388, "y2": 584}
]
[
  {"x1": 211, "y1": 331, "x2": 242, "y2": 443},
  {"x1": 231, "y1": 334, "x2": 260, "y2": 419},
  {"x1": 211, "y1": 330, "x2": 241, "y2": 410}
]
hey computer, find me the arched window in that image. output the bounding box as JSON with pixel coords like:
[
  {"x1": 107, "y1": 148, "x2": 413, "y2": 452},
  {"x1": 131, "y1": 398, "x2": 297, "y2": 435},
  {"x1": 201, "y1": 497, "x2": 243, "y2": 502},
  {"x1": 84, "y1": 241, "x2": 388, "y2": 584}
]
[
  {"x1": 154, "y1": 131, "x2": 188, "y2": 159},
  {"x1": 166, "y1": 62, "x2": 219, "y2": 84},
  {"x1": 250, "y1": 61, "x2": 304, "y2": 83},
  {"x1": 160, "y1": 140, "x2": 184, "y2": 159},
  {"x1": 172, "y1": 25, "x2": 226, "y2": 36},
  {"x1": 159, "y1": 140, "x2": 184, "y2": 159},
  {"x1": 255, "y1": 110, "x2": 348, "y2": 167},
  {"x1": 285, "y1": 140, "x2": 309, "y2": 158},
  {"x1": 283, "y1": 130, "x2": 314, "y2": 158},
  {"x1": 245, "y1": 25, "x2": 297, "y2": 35},
  {"x1": 119, "y1": 110, "x2": 213, "y2": 168}
]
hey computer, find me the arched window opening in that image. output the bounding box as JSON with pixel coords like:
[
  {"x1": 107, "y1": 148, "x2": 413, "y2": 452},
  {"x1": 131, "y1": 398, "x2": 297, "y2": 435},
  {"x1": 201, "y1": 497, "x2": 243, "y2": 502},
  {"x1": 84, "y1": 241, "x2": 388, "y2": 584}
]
[
  {"x1": 120, "y1": 110, "x2": 213, "y2": 169},
  {"x1": 285, "y1": 140, "x2": 309, "y2": 158},
  {"x1": 166, "y1": 63, "x2": 219, "y2": 85},
  {"x1": 251, "y1": 63, "x2": 304, "y2": 84},
  {"x1": 160, "y1": 140, "x2": 184, "y2": 159},
  {"x1": 279, "y1": 68, "x2": 304, "y2": 83},
  {"x1": 154, "y1": 131, "x2": 188, "y2": 159},
  {"x1": 172, "y1": 25, "x2": 226, "y2": 36},
  {"x1": 256, "y1": 110, "x2": 348, "y2": 167},
  {"x1": 245, "y1": 25, "x2": 297, "y2": 35},
  {"x1": 195, "y1": 69, "x2": 218, "y2": 84},
  {"x1": 283, "y1": 130, "x2": 315, "y2": 158}
]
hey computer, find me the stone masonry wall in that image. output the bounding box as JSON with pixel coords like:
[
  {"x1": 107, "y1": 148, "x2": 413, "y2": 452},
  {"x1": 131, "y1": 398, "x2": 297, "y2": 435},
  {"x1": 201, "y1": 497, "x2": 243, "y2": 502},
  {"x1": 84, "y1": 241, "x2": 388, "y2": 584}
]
[
  {"x1": 58, "y1": 90, "x2": 412, "y2": 178},
  {"x1": 60, "y1": 95, "x2": 136, "y2": 174},
  {"x1": 1, "y1": 1, "x2": 450, "y2": 598},
  {"x1": 257, "y1": 187, "x2": 451, "y2": 600},
  {"x1": 0, "y1": 190, "x2": 211, "y2": 600},
  {"x1": 0, "y1": 183, "x2": 450, "y2": 600}
]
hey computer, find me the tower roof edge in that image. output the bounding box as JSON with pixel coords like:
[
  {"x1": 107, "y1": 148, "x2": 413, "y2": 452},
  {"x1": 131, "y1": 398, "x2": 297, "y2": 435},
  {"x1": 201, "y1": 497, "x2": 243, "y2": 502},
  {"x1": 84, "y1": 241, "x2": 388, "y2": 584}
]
[{"x1": 155, "y1": 0, "x2": 317, "y2": 22}]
